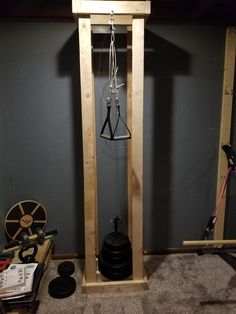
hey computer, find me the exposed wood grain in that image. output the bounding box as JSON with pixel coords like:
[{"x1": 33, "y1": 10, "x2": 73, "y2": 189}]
[
  {"x1": 78, "y1": 17, "x2": 97, "y2": 283},
  {"x1": 131, "y1": 17, "x2": 144, "y2": 280},
  {"x1": 72, "y1": 1, "x2": 151, "y2": 15},
  {"x1": 91, "y1": 14, "x2": 132, "y2": 25},
  {"x1": 214, "y1": 27, "x2": 236, "y2": 240},
  {"x1": 127, "y1": 25, "x2": 132, "y2": 241},
  {"x1": 183, "y1": 239, "x2": 236, "y2": 246}
]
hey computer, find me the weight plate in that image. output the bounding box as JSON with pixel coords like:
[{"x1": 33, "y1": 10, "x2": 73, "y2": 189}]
[
  {"x1": 99, "y1": 268, "x2": 132, "y2": 281},
  {"x1": 4, "y1": 200, "x2": 47, "y2": 241},
  {"x1": 98, "y1": 255, "x2": 132, "y2": 271},
  {"x1": 48, "y1": 276, "x2": 76, "y2": 299},
  {"x1": 58, "y1": 261, "x2": 75, "y2": 277},
  {"x1": 103, "y1": 232, "x2": 131, "y2": 251},
  {"x1": 101, "y1": 244, "x2": 132, "y2": 263},
  {"x1": 98, "y1": 256, "x2": 132, "y2": 280}
]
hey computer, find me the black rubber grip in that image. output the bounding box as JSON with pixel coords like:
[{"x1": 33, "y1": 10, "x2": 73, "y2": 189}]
[
  {"x1": 5, "y1": 241, "x2": 19, "y2": 250},
  {"x1": 222, "y1": 144, "x2": 236, "y2": 167},
  {"x1": 45, "y1": 229, "x2": 58, "y2": 236}
]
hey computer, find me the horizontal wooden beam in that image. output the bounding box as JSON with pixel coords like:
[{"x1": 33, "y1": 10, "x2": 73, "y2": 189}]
[
  {"x1": 91, "y1": 14, "x2": 132, "y2": 25},
  {"x1": 72, "y1": 1, "x2": 150, "y2": 15},
  {"x1": 81, "y1": 273, "x2": 148, "y2": 293},
  {"x1": 183, "y1": 239, "x2": 236, "y2": 247}
]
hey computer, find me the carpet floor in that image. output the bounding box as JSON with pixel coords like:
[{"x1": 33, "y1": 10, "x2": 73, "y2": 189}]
[{"x1": 37, "y1": 253, "x2": 236, "y2": 314}]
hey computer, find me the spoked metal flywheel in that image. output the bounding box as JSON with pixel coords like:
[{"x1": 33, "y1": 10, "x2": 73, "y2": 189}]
[{"x1": 4, "y1": 200, "x2": 47, "y2": 241}]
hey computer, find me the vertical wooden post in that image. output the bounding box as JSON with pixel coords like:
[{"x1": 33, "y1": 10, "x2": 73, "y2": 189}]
[
  {"x1": 214, "y1": 27, "x2": 236, "y2": 240},
  {"x1": 78, "y1": 17, "x2": 97, "y2": 282},
  {"x1": 92, "y1": 46, "x2": 99, "y2": 256},
  {"x1": 127, "y1": 26, "x2": 132, "y2": 241},
  {"x1": 131, "y1": 17, "x2": 144, "y2": 280}
]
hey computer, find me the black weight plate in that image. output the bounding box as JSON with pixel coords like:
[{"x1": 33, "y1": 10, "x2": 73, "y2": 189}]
[
  {"x1": 58, "y1": 261, "x2": 75, "y2": 277},
  {"x1": 103, "y1": 232, "x2": 131, "y2": 251},
  {"x1": 100, "y1": 268, "x2": 132, "y2": 281},
  {"x1": 48, "y1": 276, "x2": 76, "y2": 299},
  {"x1": 100, "y1": 245, "x2": 132, "y2": 263},
  {"x1": 98, "y1": 255, "x2": 132, "y2": 271},
  {"x1": 98, "y1": 258, "x2": 132, "y2": 280}
]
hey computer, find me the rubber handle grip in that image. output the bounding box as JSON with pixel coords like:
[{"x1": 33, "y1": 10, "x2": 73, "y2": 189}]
[
  {"x1": 5, "y1": 241, "x2": 19, "y2": 250},
  {"x1": 45, "y1": 229, "x2": 57, "y2": 237}
]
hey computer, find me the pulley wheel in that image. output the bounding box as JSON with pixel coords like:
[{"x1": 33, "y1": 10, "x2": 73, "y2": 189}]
[
  {"x1": 48, "y1": 276, "x2": 76, "y2": 299},
  {"x1": 5, "y1": 200, "x2": 47, "y2": 241},
  {"x1": 58, "y1": 261, "x2": 75, "y2": 277}
]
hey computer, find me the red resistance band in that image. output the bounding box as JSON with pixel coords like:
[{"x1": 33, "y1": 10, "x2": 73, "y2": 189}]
[{"x1": 202, "y1": 144, "x2": 236, "y2": 240}]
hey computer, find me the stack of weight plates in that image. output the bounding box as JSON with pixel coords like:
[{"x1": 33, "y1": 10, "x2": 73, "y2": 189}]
[{"x1": 98, "y1": 231, "x2": 132, "y2": 280}]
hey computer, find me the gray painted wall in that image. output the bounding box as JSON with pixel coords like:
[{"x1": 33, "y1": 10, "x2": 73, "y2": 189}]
[{"x1": 0, "y1": 22, "x2": 227, "y2": 254}]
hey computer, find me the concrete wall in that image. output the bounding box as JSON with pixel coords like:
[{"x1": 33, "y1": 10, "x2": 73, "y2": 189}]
[{"x1": 0, "y1": 22, "x2": 227, "y2": 254}]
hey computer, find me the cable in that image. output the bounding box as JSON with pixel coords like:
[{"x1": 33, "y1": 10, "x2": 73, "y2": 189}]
[{"x1": 100, "y1": 11, "x2": 131, "y2": 141}]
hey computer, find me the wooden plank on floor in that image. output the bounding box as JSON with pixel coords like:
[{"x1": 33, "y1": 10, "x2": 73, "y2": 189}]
[
  {"x1": 81, "y1": 274, "x2": 148, "y2": 293},
  {"x1": 183, "y1": 239, "x2": 236, "y2": 246}
]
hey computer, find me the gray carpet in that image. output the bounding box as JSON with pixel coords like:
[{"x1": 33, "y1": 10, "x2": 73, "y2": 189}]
[{"x1": 37, "y1": 254, "x2": 236, "y2": 313}]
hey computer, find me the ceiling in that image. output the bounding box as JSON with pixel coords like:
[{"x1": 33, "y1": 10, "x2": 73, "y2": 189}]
[{"x1": 0, "y1": 0, "x2": 236, "y2": 25}]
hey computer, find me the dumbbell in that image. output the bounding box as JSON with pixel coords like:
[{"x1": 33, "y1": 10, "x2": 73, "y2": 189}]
[
  {"x1": 48, "y1": 261, "x2": 76, "y2": 299},
  {"x1": 5, "y1": 229, "x2": 57, "y2": 263}
]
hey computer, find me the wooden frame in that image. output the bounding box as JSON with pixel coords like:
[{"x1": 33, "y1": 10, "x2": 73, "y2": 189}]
[
  {"x1": 183, "y1": 27, "x2": 236, "y2": 248},
  {"x1": 214, "y1": 27, "x2": 236, "y2": 240},
  {"x1": 72, "y1": 1, "x2": 150, "y2": 15},
  {"x1": 73, "y1": 0, "x2": 150, "y2": 293}
]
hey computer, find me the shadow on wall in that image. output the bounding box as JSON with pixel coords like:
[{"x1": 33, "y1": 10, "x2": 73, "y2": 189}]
[
  {"x1": 57, "y1": 31, "x2": 84, "y2": 254},
  {"x1": 144, "y1": 29, "x2": 191, "y2": 250}
]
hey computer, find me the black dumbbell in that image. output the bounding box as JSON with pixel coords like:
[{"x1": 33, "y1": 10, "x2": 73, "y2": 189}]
[{"x1": 48, "y1": 261, "x2": 76, "y2": 299}]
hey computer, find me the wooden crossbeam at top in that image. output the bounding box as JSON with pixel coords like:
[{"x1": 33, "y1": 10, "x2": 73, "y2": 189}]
[{"x1": 72, "y1": 1, "x2": 151, "y2": 15}]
